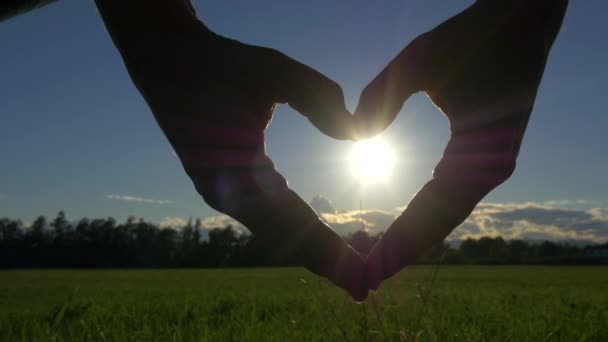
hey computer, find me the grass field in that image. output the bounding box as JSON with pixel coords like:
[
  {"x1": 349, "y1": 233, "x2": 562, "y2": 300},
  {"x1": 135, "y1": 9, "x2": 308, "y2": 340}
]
[{"x1": 1, "y1": 266, "x2": 606, "y2": 341}]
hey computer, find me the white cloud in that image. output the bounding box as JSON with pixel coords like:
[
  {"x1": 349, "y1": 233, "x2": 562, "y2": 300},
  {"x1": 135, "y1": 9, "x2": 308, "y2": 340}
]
[
  {"x1": 450, "y1": 201, "x2": 608, "y2": 243},
  {"x1": 315, "y1": 197, "x2": 608, "y2": 243},
  {"x1": 199, "y1": 215, "x2": 249, "y2": 235},
  {"x1": 321, "y1": 209, "x2": 396, "y2": 236},
  {"x1": 106, "y1": 194, "x2": 173, "y2": 205},
  {"x1": 309, "y1": 195, "x2": 336, "y2": 214},
  {"x1": 543, "y1": 199, "x2": 602, "y2": 208},
  {"x1": 155, "y1": 197, "x2": 607, "y2": 244},
  {"x1": 589, "y1": 208, "x2": 608, "y2": 221},
  {"x1": 159, "y1": 217, "x2": 188, "y2": 229},
  {"x1": 158, "y1": 216, "x2": 249, "y2": 235}
]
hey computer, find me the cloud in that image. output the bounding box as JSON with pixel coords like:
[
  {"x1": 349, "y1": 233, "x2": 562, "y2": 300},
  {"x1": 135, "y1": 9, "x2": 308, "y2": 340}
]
[
  {"x1": 199, "y1": 215, "x2": 249, "y2": 235},
  {"x1": 308, "y1": 195, "x2": 396, "y2": 236},
  {"x1": 158, "y1": 216, "x2": 249, "y2": 237},
  {"x1": 309, "y1": 195, "x2": 336, "y2": 214},
  {"x1": 321, "y1": 209, "x2": 396, "y2": 236},
  {"x1": 589, "y1": 208, "x2": 608, "y2": 221},
  {"x1": 106, "y1": 194, "x2": 173, "y2": 205},
  {"x1": 159, "y1": 217, "x2": 188, "y2": 229},
  {"x1": 491, "y1": 207, "x2": 590, "y2": 227},
  {"x1": 189, "y1": 209, "x2": 394, "y2": 238},
  {"x1": 543, "y1": 199, "x2": 602, "y2": 208},
  {"x1": 158, "y1": 196, "x2": 607, "y2": 244},
  {"x1": 451, "y1": 202, "x2": 608, "y2": 243},
  {"x1": 313, "y1": 196, "x2": 608, "y2": 243}
]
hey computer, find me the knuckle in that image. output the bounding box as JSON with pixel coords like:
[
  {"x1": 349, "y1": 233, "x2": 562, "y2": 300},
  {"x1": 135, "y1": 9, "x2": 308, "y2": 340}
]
[
  {"x1": 488, "y1": 160, "x2": 518, "y2": 189},
  {"x1": 258, "y1": 47, "x2": 288, "y2": 67},
  {"x1": 194, "y1": 183, "x2": 222, "y2": 211},
  {"x1": 500, "y1": 161, "x2": 517, "y2": 183},
  {"x1": 361, "y1": 84, "x2": 376, "y2": 99}
]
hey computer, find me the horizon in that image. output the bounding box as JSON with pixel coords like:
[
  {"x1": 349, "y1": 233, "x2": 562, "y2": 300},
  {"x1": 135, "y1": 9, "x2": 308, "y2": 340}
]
[{"x1": 2, "y1": 198, "x2": 607, "y2": 245}]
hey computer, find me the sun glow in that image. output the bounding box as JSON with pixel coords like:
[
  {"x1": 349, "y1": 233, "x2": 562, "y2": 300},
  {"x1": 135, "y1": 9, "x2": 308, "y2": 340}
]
[{"x1": 349, "y1": 138, "x2": 397, "y2": 184}]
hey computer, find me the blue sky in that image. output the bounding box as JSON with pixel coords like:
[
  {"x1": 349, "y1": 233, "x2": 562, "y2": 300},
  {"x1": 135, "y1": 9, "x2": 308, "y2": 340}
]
[{"x1": 1, "y1": 1, "x2": 607, "y2": 240}]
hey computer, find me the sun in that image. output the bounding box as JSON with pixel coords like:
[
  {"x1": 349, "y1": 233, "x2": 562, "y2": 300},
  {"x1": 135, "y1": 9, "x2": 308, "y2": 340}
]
[{"x1": 349, "y1": 138, "x2": 397, "y2": 184}]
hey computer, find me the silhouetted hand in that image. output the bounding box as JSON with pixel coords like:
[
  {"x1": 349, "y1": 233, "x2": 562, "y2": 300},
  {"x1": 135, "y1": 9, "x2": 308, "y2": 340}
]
[
  {"x1": 0, "y1": 0, "x2": 58, "y2": 22},
  {"x1": 353, "y1": 0, "x2": 569, "y2": 138},
  {"x1": 97, "y1": 1, "x2": 354, "y2": 141},
  {"x1": 354, "y1": 0, "x2": 569, "y2": 291},
  {"x1": 94, "y1": 0, "x2": 367, "y2": 301}
]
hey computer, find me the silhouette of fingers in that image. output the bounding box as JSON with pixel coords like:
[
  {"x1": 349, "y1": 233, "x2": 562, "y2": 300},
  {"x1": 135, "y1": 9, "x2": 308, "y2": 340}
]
[
  {"x1": 1, "y1": 0, "x2": 57, "y2": 21},
  {"x1": 183, "y1": 0, "x2": 196, "y2": 15},
  {"x1": 265, "y1": 50, "x2": 355, "y2": 140},
  {"x1": 210, "y1": 183, "x2": 369, "y2": 301},
  {"x1": 353, "y1": 35, "x2": 430, "y2": 140}
]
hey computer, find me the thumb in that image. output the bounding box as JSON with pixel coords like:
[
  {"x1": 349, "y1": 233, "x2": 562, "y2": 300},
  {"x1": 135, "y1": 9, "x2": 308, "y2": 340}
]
[
  {"x1": 270, "y1": 51, "x2": 355, "y2": 141},
  {"x1": 354, "y1": 34, "x2": 429, "y2": 140}
]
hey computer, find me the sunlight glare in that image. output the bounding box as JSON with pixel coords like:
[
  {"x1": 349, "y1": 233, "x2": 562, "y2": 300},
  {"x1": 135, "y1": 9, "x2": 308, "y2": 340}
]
[{"x1": 349, "y1": 138, "x2": 396, "y2": 184}]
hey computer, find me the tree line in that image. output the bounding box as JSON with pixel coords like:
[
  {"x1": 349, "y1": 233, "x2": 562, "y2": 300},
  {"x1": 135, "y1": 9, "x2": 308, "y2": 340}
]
[{"x1": 1, "y1": 212, "x2": 606, "y2": 268}]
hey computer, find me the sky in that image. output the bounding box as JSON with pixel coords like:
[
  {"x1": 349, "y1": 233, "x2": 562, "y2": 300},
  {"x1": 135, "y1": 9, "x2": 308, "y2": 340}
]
[{"x1": 1, "y1": 0, "x2": 607, "y2": 242}]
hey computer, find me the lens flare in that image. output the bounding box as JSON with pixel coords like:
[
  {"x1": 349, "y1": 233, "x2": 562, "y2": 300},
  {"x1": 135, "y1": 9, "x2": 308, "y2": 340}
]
[{"x1": 349, "y1": 138, "x2": 396, "y2": 184}]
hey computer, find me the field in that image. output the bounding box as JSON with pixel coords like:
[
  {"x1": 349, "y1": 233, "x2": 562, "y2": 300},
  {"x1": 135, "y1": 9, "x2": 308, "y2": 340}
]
[{"x1": 1, "y1": 267, "x2": 607, "y2": 341}]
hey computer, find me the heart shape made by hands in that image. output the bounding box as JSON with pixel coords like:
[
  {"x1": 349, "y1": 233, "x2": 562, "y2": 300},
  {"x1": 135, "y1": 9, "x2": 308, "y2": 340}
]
[{"x1": 98, "y1": 0, "x2": 568, "y2": 301}]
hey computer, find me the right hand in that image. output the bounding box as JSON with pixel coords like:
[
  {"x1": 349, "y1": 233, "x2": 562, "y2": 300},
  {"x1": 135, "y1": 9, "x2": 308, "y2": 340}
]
[{"x1": 94, "y1": 0, "x2": 367, "y2": 301}]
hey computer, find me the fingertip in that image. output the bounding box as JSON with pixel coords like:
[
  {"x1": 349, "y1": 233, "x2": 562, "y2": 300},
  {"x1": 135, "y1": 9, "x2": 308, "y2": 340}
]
[
  {"x1": 350, "y1": 112, "x2": 384, "y2": 141},
  {"x1": 341, "y1": 248, "x2": 370, "y2": 302},
  {"x1": 365, "y1": 248, "x2": 385, "y2": 292},
  {"x1": 352, "y1": 290, "x2": 370, "y2": 303},
  {"x1": 308, "y1": 106, "x2": 358, "y2": 141}
]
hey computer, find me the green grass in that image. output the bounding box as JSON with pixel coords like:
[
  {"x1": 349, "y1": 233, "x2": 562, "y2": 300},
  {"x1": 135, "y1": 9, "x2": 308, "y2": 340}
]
[{"x1": 1, "y1": 267, "x2": 606, "y2": 341}]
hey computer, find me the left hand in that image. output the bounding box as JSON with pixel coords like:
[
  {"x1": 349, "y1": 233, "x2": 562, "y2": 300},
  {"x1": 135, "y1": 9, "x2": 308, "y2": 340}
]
[
  {"x1": 353, "y1": 0, "x2": 569, "y2": 138},
  {"x1": 354, "y1": 0, "x2": 569, "y2": 291}
]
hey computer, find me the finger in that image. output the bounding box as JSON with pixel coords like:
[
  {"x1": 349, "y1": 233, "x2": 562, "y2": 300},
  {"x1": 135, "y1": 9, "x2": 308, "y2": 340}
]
[
  {"x1": 267, "y1": 50, "x2": 356, "y2": 141},
  {"x1": 183, "y1": 0, "x2": 196, "y2": 15},
  {"x1": 1, "y1": 0, "x2": 57, "y2": 22},
  {"x1": 354, "y1": 35, "x2": 430, "y2": 140}
]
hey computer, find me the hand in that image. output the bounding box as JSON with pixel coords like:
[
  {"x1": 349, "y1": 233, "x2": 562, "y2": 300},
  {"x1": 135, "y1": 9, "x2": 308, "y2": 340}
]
[
  {"x1": 353, "y1": 0, "x2": 569, "y2": 138},
  {"x1": 94, "y1": 0, "x2": 367, "y2": 301},
  {"x1": 96, "y1": 0, "x2": 355, "y2": 141},
  {"x1": 355, "y1": 0, "x2": 569, "y2": 291},
  {"x1": 0, "y1": 0, "x2": 58, "y2": 22}
]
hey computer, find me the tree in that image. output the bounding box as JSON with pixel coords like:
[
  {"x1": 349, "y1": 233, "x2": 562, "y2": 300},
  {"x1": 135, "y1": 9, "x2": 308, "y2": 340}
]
[
  {"x1": 419, "y1": 241, "x2": 452, "y2": 263},
  {"x1": 0, "y1": 211, "x2": 595, "y2": 268},
  {"x1": 507, "y1": 239, "x2": 529, "y2": 264},
  {"x1": 193, "y1": 218, "x2": 202, "y2": 245},
  {"x1": 460, "y1": 238, "x2": 480, "y2": 261},
  {"x1": 0, "y1": 218, "x2": 22, "y2": 241},
  {"x1": 208, "y1": 226, "x2": 239, "y2": 267},
  {"x1": 538, "y1": 241, "x2": 562, "y2": 262},
  {"x1": 51, "y1": 211, "x2": 70, "y2": 244},
  {"x1": 27, "y1": 216, "x2": 48, "y2": 247}
]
